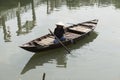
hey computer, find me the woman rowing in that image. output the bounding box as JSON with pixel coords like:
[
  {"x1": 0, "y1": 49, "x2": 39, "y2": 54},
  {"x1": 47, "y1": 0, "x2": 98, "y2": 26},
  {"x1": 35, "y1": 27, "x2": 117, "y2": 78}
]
[{"x1": 53, "y1": 22, "x2": 66, "y2": 43}]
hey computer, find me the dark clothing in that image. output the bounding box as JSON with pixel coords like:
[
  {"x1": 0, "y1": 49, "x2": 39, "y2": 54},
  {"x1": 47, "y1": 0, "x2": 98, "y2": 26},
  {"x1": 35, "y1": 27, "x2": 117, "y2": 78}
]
[
  {"x1": 54, "y1": 27, "x2": 65, "y2": 39},
  {"x1": 54, "y1": 36, "x2": 65, "y2": 43}
]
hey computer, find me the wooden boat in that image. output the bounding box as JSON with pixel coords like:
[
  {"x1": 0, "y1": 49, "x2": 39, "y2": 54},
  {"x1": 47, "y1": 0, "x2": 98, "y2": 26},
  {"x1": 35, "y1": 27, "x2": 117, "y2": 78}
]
[
  {"x1": 21, "y1": 31, "x2": 98, "y2": 74},
  {"x1": 20, "y1": 19, "x2": 98, "y2": 52}
]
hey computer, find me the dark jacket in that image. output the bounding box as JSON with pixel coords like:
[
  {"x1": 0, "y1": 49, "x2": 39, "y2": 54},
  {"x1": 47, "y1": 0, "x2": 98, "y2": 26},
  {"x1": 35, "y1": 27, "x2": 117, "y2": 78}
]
[{"x1": 54, "y1": 27, "x2": 65, "y2": 39}]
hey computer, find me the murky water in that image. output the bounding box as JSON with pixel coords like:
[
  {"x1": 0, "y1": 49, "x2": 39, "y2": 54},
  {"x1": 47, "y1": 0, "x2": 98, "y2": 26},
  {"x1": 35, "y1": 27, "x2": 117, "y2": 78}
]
[{"x1": 0, "y1": 0, "x2": 120, "y2": 80}]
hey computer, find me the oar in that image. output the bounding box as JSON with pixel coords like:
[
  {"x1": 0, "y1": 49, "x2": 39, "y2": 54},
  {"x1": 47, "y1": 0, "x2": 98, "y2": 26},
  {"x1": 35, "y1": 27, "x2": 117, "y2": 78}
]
[{"x1": 48, "y1": 29, "x2": 70, "y2": 53}]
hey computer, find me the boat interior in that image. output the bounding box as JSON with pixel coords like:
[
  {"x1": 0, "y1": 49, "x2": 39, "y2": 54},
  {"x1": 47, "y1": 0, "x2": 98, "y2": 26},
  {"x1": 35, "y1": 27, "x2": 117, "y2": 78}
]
[{"x1": 23, "y1": 20, "x2": 97, "y2": 47}]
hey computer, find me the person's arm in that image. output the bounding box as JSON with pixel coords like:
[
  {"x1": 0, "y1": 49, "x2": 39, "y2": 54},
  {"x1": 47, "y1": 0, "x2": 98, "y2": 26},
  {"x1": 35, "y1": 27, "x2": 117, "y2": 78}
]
[
  {"x1": 54, "y1": 28, "x2": 57, "y2": 35},
  {"x1": 62, "y1": 28, "x2": 65, "y2": 34}
]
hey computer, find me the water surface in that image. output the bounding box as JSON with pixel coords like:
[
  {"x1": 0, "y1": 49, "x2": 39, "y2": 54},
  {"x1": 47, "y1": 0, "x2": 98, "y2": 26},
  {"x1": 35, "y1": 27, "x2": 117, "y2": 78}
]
[{"x1": 0, "y1": 0, "x2": 120, "y2": 80}]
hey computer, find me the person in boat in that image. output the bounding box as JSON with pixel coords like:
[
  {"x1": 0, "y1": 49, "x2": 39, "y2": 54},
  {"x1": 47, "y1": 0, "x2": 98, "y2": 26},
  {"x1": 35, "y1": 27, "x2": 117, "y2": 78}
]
[{"x1": 53, "y1": 22, "x2": 66, "y2": 43}]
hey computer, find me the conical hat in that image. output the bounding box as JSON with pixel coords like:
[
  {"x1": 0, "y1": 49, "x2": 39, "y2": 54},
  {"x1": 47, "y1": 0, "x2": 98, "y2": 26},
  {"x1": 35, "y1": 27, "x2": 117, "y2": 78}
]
[{"x1": 56, "y1": 22, "x2": 64, "y2": 26}]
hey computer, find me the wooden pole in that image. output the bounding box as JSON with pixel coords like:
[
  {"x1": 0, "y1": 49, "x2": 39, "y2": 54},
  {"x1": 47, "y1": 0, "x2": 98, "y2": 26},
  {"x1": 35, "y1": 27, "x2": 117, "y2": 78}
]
[{"x1": 42, "y1": 73, "x2": 46, "y2": 80}]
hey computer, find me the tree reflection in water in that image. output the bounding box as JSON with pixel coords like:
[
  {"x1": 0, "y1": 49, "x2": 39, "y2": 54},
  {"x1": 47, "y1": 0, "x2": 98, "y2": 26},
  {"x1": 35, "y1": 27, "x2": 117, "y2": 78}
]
[
  {"x1": 16, "y1": 0, "x2": 36, "y2": 36},
  {"x1": 1, "y1": 0, "x2": 120, "y2": 18},
  {"x1": 0, "y1": 0, "x2": 36, "y2": 42},
  {"x1": 0, "y1": 0, "x2": 120, "y2": 41},
  {"x1": 1, "y1": 16, "x2": 11, "y2": 42}
]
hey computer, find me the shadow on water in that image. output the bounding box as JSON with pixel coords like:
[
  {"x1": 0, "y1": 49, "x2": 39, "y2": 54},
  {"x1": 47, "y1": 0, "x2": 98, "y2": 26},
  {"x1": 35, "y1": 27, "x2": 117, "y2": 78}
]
[
  {"x1": 21, "y1": 49, "x2": 67, "y2": 75},
  {"x1": 69, "y1": 31, "x2": 98, "y2": 50},
  {"x1": 21, "y1": 31, "x2": 98, "y2": 75}
]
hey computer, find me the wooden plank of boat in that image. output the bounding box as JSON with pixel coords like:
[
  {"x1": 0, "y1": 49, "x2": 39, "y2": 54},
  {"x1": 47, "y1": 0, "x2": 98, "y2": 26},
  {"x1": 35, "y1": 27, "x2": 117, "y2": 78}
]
[
  {"x1": 68, "y1": 25, "x2": 91, "y2": 33},
  {"x1": 26, "y1": 35, "x2": 54, "y2": 47},
  {"x1": 65, "y1": 32, "x2": 82, "y2": 40},
  {"x1": 20, "y1": 19, "x2": 98, "y2": 52},
  {"x1": 34, "y1": 36, "x2": 54, "y2": 46}
]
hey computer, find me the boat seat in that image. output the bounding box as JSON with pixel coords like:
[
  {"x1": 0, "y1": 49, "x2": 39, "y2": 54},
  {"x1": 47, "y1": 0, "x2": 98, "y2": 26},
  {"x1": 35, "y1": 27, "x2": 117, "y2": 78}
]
[
  {"x1": 68, "y1": 25, "x2": 91, "y2": 33},
  {"x1": 34, "y1": 37, "x2": 54, "y2": 46},
  {"x1": 64, "y1": 32, "x2": 81, "y2": 40},
  {"x1": 79, "y1": 23, "x2": 96, "y2": 28}
]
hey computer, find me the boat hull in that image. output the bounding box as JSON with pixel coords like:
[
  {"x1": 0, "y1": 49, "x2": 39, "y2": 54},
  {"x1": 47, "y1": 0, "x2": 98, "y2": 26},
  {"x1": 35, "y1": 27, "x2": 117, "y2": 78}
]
[{"x1": 20, "y1": 19, "x2": 98, "y2": 52}]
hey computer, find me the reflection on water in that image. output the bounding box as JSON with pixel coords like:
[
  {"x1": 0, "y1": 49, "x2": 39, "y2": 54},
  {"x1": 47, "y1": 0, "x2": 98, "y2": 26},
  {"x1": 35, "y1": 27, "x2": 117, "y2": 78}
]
[
  {"x1": 16, "y1": 0, "x2": 36, "y2": 36},
  {"x1": 0, "y1": 1, "x2": 31, "y2": 22},
  {"x1": 1, "y1": 0, "x2": 120, "y2": 80},
  {"x1": 69, "y1": 32, "x2": 98, "y2": 50},
  {"x1": 0, "y1": 0, "x2": 119, "y2": 29},
  {"x1": 1, "y1": 16, "x2": 11, "y2": 42},
  {"x1": 21, "y1": 32, "x2": 98, "y2": 75},
  {"x1": 0, "y1": 0, "x2": 36, "y2": 42},
  {"x1": 0, "y1": 0, "x2": 120, "y2": 21},
  {"x1": 0, "y1": 0, "x2": 120, "y2": 41},
  {"x1": 45, "y1": 0, "x2": 120, "y2": 11},
  {"x1": 0, "y1": 0, "x2": 32, "y2": 12},
  {"x1": 46, "y1": 0, "x2": 64, "y2": 14},
  {"x1": 21, "y1": 50, "x2": 67, "y2": 75},
  {"x1": 113, "y1": 0, "x2": 120, "y2": 8}
]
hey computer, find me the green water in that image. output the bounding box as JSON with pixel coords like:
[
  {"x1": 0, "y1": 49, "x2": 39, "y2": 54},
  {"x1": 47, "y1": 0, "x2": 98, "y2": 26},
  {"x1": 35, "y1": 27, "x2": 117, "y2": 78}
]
[{"x1": 0, "y1": 0, "x2": 120, "y2": 80}]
